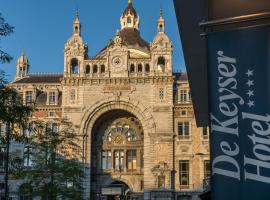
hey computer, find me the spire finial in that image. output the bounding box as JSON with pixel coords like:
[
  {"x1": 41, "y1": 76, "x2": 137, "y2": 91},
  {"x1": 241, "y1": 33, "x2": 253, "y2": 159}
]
[
  {"x1": 128, "y1": 0, "x2": 132, "y2": 4},
  {"x1": 76, "y1": 8, "x2": 79, "y2": 18},
  {"x1": 160, "y1": 7, "x2": 163, "y2": 17}
]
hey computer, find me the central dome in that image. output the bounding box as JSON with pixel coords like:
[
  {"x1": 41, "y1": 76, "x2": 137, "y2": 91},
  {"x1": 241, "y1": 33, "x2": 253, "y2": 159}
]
[{"x1": 122, "y1": 1, "x2": 138, "y2": 18}]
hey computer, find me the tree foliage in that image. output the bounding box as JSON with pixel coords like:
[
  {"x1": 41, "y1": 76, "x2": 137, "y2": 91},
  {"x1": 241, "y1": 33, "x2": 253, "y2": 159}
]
[
  {"x1": 0, "y1": 13, "x2": 14, "y2": 63},
  {"x1": 15, "y1": 119, "x2": 84, "y2": 200}
]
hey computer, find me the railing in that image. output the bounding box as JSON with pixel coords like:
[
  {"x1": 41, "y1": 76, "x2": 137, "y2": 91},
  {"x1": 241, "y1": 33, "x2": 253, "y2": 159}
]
[{"x1": 177, "y1": 184, "x2": 204, "y2": 192}]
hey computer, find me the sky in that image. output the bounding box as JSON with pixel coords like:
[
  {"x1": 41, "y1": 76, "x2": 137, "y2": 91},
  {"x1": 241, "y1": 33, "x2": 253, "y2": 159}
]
[{"x1": 0, "y1": 0, "x2": 186, "y2": 81}]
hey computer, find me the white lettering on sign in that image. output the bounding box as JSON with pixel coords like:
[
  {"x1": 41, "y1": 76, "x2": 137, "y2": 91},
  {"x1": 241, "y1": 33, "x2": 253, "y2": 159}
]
[
  {"x1": 211, "y1": 51, "x2": 241, "y2": 181},
  {"x1": 211, "y1": 50, "x2": 270, "y2": 185},
  {"x1": 242, "y1": 113, "x2": 270, "y2": 183}
]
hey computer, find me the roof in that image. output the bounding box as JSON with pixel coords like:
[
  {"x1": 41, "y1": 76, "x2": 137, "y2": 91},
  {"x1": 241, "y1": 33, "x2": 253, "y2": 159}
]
[
  {"x1": 123, "y1": 2, "x2": 138, "y2": 18},
  {"x1": 173, "y1": 72, "x2": 188, "y2": 81},
  {"x1": 95, "y1": 28, "x2": 149, "y2": 58},
  {"x1": 119, "y1": 28, "x2": 149, "y2": 49},
  {"x1": 12, "y1": 74, "x2": 63, "y2": 84}
]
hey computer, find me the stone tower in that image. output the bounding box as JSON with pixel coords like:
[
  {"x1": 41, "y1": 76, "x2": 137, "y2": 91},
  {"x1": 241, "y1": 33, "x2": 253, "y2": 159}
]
[{"x1": 15, "y1": 51, "x2": 29, "y2": 80}]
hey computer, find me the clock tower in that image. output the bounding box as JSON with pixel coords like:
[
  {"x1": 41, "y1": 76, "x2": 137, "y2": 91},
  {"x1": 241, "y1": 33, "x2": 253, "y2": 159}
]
[
  {"x1": 108, "y1": 31, "x2": 129, "y2": 78},
  {"x1": 64, "y1": 11, "x2": 88, "y2": 78}
]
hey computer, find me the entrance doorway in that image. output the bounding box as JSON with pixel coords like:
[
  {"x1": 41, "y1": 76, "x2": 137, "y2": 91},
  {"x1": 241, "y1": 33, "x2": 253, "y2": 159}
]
[{"x1": 101, "y1": 181, "x2": 131, "y2": 200}]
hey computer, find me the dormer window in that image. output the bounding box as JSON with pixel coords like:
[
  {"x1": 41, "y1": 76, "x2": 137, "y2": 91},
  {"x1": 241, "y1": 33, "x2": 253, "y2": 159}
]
[
  {"x1": 25, "y1": 91, "x2": 33, "y2": 103},
  {"x1": 48, "y1": 92, "x2": 56, "y2": 105}
]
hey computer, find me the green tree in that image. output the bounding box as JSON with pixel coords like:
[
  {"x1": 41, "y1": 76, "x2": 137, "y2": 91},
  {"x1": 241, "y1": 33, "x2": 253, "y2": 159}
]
[
  {"x1": 0, "y1": 13, "x2": 33, "y2": 200},
  {"x1": 0, "y1": 12, "x2": 14, "y2": 63},
  {"x1": 16, "y1": 119, "x2": 84, "y2": 200},
  {"x1": 0, "y1": 87, "x2": 33, "y2": 199}
]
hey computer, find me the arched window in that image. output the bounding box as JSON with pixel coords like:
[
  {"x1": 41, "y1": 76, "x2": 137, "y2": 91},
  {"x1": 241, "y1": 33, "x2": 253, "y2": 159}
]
[
  {"x1": 145, "y1": 64, "x2": 150, "y2": 73},
  {"x1": 85, "y1": 65, "x2": 90, "y2": 74},
  {"x1": 127, "y1": 17, "x2": 131, "y2": 24},
  {"x1": 71, "y1": 58, "x2": 79, "y2": 74},
  {"x1": 159, "y1": 24, "x2": 163, "y2": 32},
  {"x1": 93, "y1": 65, "x2": 98, "y2": 74},
  {"x1": 157, "y1": 56, "x2": 165, "y2": 72},
  {"x1": 138, "y1": 64, "x2": 143, "y2": 73},
  {"x1": 75, "y1": 26, "x2": 78, "y2": 33},
  {"x1": 100, "y1": 64, "x2": 105, "y2": 73},
  {"x1": 130, "y1": 64, "x2": 135, "y2": 73}
]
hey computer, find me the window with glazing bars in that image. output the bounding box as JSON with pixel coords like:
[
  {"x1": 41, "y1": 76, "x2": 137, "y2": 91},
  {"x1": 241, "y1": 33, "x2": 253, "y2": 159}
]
[
  {"x1": 178, "y1": 122, "x2": 190, "y2": 139},
  {"x1": 48, "y1": 92, "x2": 56, "y2": 105},
  {"x1": 179, "y1": 160, "x2": 189, "y2": 186}
]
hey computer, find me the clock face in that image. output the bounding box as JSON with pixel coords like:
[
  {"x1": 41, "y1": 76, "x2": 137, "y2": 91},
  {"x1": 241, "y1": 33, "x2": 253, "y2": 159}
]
[
  {"x1": 112, "y1": 56, "x2": 122, "y2": 67},
  {"x1": 72, "y1": 43, "x2": 78, "y2": 49}
]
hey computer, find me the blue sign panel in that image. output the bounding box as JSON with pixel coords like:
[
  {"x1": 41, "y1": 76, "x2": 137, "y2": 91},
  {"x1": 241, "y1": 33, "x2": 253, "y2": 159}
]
[{"x1": 208, "y1": 26, "x2": 270, "y2": 199}]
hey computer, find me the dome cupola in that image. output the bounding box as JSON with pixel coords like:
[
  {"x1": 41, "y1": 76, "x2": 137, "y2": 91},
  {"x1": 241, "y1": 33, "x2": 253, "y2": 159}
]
[{"x1": 120, "y1": 0, "x2": 140, "y2": 30}]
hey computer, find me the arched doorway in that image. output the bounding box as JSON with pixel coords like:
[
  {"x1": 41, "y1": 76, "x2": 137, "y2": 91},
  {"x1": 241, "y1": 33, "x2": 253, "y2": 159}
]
[
  {"x1": 90, "y1": 110, "x2": 144, "y2": 199},
  {"x1": 101, "y1": 181, "x2": 131, "y2": 200}
]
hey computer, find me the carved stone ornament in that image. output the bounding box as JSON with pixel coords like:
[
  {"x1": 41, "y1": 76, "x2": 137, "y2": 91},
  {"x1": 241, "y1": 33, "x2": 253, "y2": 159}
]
[
  {"x1": 151, "y1": 161, "x2": 170, "y2": 175},
  {"x1": 114, "y1": 31, "x2": 123, "y2": 46}
]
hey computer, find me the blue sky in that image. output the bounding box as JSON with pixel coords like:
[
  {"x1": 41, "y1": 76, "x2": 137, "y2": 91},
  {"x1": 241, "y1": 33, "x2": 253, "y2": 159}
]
[{"x1": 0, "y1": 0, "x2": 186, "y2": 81}]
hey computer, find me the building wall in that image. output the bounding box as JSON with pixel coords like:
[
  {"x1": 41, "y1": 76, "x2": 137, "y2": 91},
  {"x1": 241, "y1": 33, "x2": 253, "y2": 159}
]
[{"x1": 4, "y1": 2, "x2": 210, "y2": 199}]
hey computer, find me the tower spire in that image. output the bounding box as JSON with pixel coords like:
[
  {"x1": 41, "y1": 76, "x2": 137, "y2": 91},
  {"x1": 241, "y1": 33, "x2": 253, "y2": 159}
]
[
  {"x1": 73, "y1": 9, "x2": 81, "y2": 35},
  {"x1": 16, "y1": 50, "x2": 29, "y2": 80},
  {"x1": 157, "y1": 7, "x2": 165, "y2": 33}
]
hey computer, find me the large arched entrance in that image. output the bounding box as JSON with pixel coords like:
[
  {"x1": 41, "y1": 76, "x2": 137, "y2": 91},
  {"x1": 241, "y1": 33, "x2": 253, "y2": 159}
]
[{"x1": 90, "y1": 110, "x2": 144, "y2": 199}]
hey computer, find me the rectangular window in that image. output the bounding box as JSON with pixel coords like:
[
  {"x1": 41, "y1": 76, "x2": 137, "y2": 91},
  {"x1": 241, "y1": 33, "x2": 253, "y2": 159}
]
[
  {"x1": 179, "y1": 160, "x2": 189, "y2": 186},
  {"x1": 114, "y1": 150, "x2": 124, "y2": 171},
  {"x1": 204, "y1": 160, "x2": 210, "y2": 179},
  {"x1": 70, "y1": 89, "x2": 76, "y2": 101},
  {"x1": 158, "y1": 175, "x2": 165, "y2": 188},
  {"x1": 48, "y1": 92, "x2": 56, "y2": 105},
  {"x1": 25, "y1": 91, "x2": 33, "y2": 103},
  {"x1": 178, "y1": 122, "x2": 190, "y2": 139},
  {"x1": 48, "y1": 111, "x2": 55, "y2": 117},
  {"x1": 0, "y1": 123, "x2": 6, "y2": 136},
  {"x1": 24, "y1": 146, "x2": 33, "y2": 167},
  {"x1": 101, "y1": 150, "x2": 112, "y2": 170},
  {"x1": 179, "y1": 90, "x2": 187, "y2": 102},
  {"x1": 127, "y1": 150, "x2": 137, "y2": 170},
  {"x1": 202, "y1": 127, "x2": 209, "y2": 139}
]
